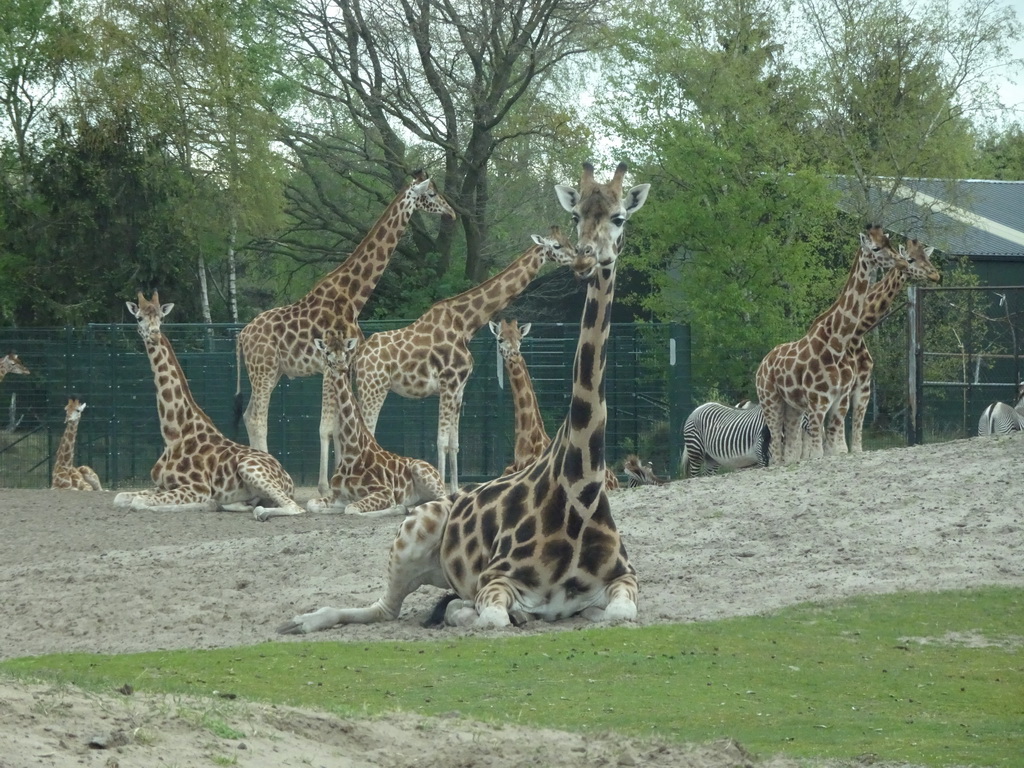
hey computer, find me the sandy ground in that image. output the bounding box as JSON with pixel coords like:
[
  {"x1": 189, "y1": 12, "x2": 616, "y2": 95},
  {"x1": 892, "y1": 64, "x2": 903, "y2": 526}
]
[{"x1": 0, "y1": 432, "x2": 1021, "y2": 767}]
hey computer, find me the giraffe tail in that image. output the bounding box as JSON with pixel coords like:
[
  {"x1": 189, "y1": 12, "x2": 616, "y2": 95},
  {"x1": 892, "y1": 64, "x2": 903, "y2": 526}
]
[{"x1": 421, "y1": 593, "x2": 460, "y2": 628}]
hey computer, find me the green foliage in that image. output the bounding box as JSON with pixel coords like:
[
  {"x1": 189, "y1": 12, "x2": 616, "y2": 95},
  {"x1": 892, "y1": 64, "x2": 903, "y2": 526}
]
[{"x1": 3, "y1": 588, "x2": 1021, "y2": 766}]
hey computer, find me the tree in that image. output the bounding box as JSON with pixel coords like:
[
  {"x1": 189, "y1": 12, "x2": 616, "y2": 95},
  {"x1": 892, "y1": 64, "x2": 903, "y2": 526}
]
[
  {"x1": 601, "y1": 0, "x2": 840, "y2": 397},
  {"x1": 268, "y1": 0, "x2": 600, "y2": 287}
]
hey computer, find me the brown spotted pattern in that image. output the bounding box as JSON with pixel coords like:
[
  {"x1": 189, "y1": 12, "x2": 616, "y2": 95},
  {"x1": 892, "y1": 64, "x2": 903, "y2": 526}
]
[
  {"x1": 51, "y1": 399, "x2": 103, "y2": 491},
  {"x1": 491, "y1": 317, "x2": 619, "y2": 490},
  {"x1": 276, "y1": 163, "x2": 649, "y2": 635},
  {"x1": 355, "y1": 228, "x2": 580, "y2": 494},
  {"x1": 234, "y1": 172, "x2": 456, "y2": 495},
  {"x1": 264, "y1": 329, "x2": 446, "y2": 520},
  {"x1": 826, "y1": 238, "x2": 941, "y2": 454},
  {"x1": 115, "y1": 293, "x2": 303, "y2": 518},
  {"x1": 755, "y1": 227, "x2": 906, "y2": 464}
]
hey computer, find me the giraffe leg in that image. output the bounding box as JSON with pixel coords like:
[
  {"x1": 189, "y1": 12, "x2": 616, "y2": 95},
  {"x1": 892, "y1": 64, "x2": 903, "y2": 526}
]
[
  {"x1": 277, "y1": 499, "x2": 451, "y2": 633},
  {"x1": 781, "y1": 406, "x2": 804, "y2": 464},
  {"x1": 317, "y1": 376, "x2": 338, "y2": 496},
  {"x1": 79, "y1": 466, "x2": 102, "y2": 491},
  {"x1": 802, "y1": 405, "x2": 827, "y2": 460},
  {"x1": 438, "y1": 381, "x2": 465, "y2": 494},
  {"x1": 580, "y1": 573, "x2": 640, "y2": 623},
  {"x1": 113, "y1": 486, "x2": 217, "y2": 513},
  {"x1": 849, "y1": 361, "x2": 873, "y2": 454},
  {"x1": 242, "y1": 385, "x2": 274, "y2": 453},
  {"x1": 824, "y1": 396, "x2": 849, "y2": 456}
]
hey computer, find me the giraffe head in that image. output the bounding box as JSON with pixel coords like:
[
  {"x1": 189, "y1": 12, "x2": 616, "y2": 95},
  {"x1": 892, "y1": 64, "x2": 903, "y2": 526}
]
[
  {"x1": 1, "y1": 353, "x2": 29, "y2": 376},
  {"x1": 859, "y1": 225, "x2": 906, "y2": 273},
  {"x1": 489, "y1": 318, "x2": 531, "y2": 362},
  {"x1": 899, "y1": 239, "x2": 941, "y2": 284},
  {"x1": 407, "y1": 170, "x2": 457, "y2": 220},
  {"x1": 64, "y1": 398, "x2": 87, "y2": 424},
  {"x1": 314, "y1": 329, "x2": 359, "y2": 377},
  {"x1": 126, "y1": 292, "x2": 174, "y2": 343},
  {"x1": 554, "y1": 162, "x2": 650, "y2": 271}
]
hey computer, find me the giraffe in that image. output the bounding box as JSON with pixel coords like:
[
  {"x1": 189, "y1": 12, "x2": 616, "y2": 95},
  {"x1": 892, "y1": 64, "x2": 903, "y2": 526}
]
[
  {"x1": 354, "y1": 227, "x2": 580, "y2": 494},
  {"x1": 490, "y1": 317, "x2": 620, "y2": 490},
  {"x1": 276, "y1": 162, "x2": 649, "y2": 634},
  {"x1": 0, "y1": 352, "x2": 29, "y2": 382},
  {"x1": 116, "y1": 292, "x2": 304, "y2": 518},
  {"x1": 234, "y1": 171, "x2": 456, "y2": 494},
  {"x1": 257, "y1": 329, "x2": 447, "y2": 520},
  {"x1": 51, "y1": 399, "x2": 103, "y2": 491},
  {"x1": 622, "y1": 454, "x2": 663, "y2": 487},
  {"x1": 755, "y1": 227, "x2": 907, "y2": 465},
  {"x1": 825, "y1": 238, "x2": 941, "y2": 454}
]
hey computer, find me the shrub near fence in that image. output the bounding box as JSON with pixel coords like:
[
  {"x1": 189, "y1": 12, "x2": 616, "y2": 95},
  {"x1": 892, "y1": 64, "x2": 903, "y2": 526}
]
[{"x1": 0, "y1": 322, "x2": 690, "y2": 490}]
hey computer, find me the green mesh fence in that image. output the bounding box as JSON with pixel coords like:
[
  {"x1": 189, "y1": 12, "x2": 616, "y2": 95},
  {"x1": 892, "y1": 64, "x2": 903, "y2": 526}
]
[{"x1": 0, "y1": 322, "x2": 690, "y2": 489}]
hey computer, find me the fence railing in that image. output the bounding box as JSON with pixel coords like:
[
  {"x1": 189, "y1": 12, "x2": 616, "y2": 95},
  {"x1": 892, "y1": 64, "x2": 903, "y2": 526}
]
[
  {"x1": 0, "y1": 322, "x2": 690, "y2": 489},
  {"x1": 908, "y1": 285, "x2": 1024, "y2": 443}
]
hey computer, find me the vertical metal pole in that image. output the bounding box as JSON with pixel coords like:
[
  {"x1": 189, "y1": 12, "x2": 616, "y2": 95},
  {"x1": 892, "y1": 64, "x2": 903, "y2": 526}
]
[
  {"x1": 667, "y1": 322, "x2": 690, "y2": 477},
  {"x1": 906, "y1": 286, "x2": 924, "y2": 445}
]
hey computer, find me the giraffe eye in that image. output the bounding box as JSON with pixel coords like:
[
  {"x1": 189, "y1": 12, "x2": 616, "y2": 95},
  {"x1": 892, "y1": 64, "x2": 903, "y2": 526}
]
[
  {"x1": 571, "y1": 213, "x2": 580, "y2": 224},
  {"x1": 612, "y1": 216, "x2": 625, "y2": 227}
]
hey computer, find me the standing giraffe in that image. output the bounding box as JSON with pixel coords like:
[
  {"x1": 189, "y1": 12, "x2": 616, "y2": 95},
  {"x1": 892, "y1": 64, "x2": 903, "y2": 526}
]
[
  {"x1": 755, "y1": 227, "x2": 907, "y2": 464},
  {"x1": 258, "y1": 329, "x2": 446, "y2": 520},
  {"x1": 490, "y1": 317, "x2": 620, "y2": 489},
  {"x1": 117, "y1": 292, "x2": 303, "y2": 517},
  {"x1": 51, "y1": 399, "x2": 103, "y2": 491},
  {"x1": 235, "y1": 171, "x2": 455, "y2": 494},
  {"x1": 0, "y1": 353, "x2": 29, "y2": 382},
  {"x1": 354, "y1": 228, "x2": 579, "y2": 494},
  {"x1": 826, "y1": 238, "x2": 941, "y2": 454},
  {"x1": 277, "y1": 162, "x2": 649, "y2": 634}
]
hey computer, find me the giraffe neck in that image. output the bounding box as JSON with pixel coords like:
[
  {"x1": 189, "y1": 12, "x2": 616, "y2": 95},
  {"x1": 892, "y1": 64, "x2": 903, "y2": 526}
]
[
  {"x1": 327, "y1": 367, "x2": 373, "y2": 466},
  {"x1": 504, "y1": 354, "x2": 549, "y2": 460},
  {"x1": 442, "y1": 246, "x2": 546, "y2": 334},
  {"x1": 309, "y1": 190, "x2": 415, "y2": 318},
  {"x1": 144, "y1": 334, "x2": 216, "y2": 444},
  {"x1": 809, "y1": 249, "x2": 873, "y2": 353},
  {"x1": 551, "y1": 262, "x2": 615, "y2": 497},
  {"x1": 54, "y1": 419, "x2": 79, "y2": 471},
  {"x1": 857, "y1": 267, "x2": 908, "y2": 336}
]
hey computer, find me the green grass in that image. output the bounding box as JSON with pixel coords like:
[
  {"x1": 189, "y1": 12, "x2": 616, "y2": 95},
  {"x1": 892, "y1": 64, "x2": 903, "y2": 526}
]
[{"x1": 3, "y1": 587, "x2": 1021, "y2": 766}]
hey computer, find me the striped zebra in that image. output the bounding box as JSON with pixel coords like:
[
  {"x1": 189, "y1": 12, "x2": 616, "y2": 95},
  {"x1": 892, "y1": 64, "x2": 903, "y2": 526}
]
[
  {"x1": 978, "y1": 385, "x2": 1024, "y2": 436},
  {"x1": 623, "y1": 455, "x2": 663, "y2": 487},
  {"x1": 680, "y1": 401, "x2": 771, "y2": 478}
]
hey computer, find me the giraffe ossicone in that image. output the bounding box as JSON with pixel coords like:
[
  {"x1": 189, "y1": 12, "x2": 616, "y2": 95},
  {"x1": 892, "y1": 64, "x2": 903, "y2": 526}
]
[
  {"x1": 277, "y1": 162, "x2": 648, "y2": 635},
  {"x1": 233, "y1": 171, "x2": 456, "y2": 496},
  {"x1": 116, "y1": 292, "x2": 304, "y2": 518},
  {"x1": 51, "y1": 399, "x2": 103, "y2": 491}
]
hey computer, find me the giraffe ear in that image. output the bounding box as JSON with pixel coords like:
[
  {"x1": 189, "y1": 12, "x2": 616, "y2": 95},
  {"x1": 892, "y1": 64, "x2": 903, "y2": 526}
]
[
  {"x1": 345, "y1": 338, "x2": 358, "y2": 352},
  {"x1": 520, "y1": 322, "x2": 532, "y2": 337},
  {"x1": 530, "y1": 234, "x2": 544, "y2": 245},
  {"x1": 554, "y1": 184, "x2": 579, "y2": 212},
  {"x1": 924, "y1": 246, "x2": 935, "y2": 258},
  {"x1": 624, "y1": 184, "x2": 650, "y2": 217},
  {"x1": 312, "y1": 338, "x2": 327, "y2": 354},
  {"x1": 488, "y1": 320, "x2": 500, "y2": 337},
  {"x1": 160, "y1": 303, "x2": 174, "y2": 317},
  {"x1": 126, "y1": 301, "x2": 140, "y2": 317}
]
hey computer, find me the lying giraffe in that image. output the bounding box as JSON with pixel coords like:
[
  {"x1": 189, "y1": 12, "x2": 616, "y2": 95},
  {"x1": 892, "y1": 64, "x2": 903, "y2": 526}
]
[
  {"x1": 259, "y1": 329, "x2": 446, "y2": 520},
  {"x1": 116, "y1": 292, "x2": 303, "y2": 518},
  {"x1": 354, "y1": 228, "x2": 580, "y2": 494},
  {"x1": 0, "y1": 352, "x2": 30, "y2": 382},
  {"x1": 826, "y1": 237, "x2": 941, "y2": 454},
  {"x1": 755, "y1": 227, "x2": 906, "y2": 464},
  {"x1": 51, "y1": 399, "x2": 103, "y2": 491},
  {"x1": 490, "y1": 317, "x2": 620, "y2": 490},
  {"x1": 277, "y1": 162, "x2": 648, "y2": 634}
]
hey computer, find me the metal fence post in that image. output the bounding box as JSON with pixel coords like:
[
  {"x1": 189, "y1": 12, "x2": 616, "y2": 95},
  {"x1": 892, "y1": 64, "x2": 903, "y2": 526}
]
[
  {"x1": 906, "y1": 286, "x2": 924, "y2": 445},
  {"x1": 667, "y1": 322, "x2": 690, "y2": 476}
]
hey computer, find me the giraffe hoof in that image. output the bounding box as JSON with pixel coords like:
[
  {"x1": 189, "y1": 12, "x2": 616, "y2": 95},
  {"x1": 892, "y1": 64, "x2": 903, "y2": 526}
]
[{"x1": 253, "y1": 507, "x2": 270, "y2": 522}]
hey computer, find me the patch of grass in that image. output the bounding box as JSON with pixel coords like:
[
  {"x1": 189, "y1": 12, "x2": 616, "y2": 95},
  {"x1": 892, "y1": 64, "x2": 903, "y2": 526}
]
[{"x1": 3, "y1": 588, "x2": 1021, "y2": 766}]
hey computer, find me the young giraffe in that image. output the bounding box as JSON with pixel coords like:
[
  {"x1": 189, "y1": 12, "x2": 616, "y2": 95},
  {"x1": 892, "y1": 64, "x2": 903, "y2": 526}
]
[
  {"x1": 490, "y1": 317, "x2": 620, "y2": 490},
  {"x1": 51, "y1": 399, "x2": 103, "y2": 491},
  {"x1": 825, "y1": 238, "x2": 941, "y2": 454},
  {"x1": 258, "y1": 329, "x2": 446, "y2": 520},
  {"x1": 354, "y1": 228, "x2": 579, "y2": 494},
  {"x1": 234, "y1": 171, "x2": 456, "y2": 494},
  {"x1": 755, "y1": 227, "x2": 907, "y2": 464},
  {"x1": 277, "y1": 162, "x2": 649, "y2": 634},
  {"x1": 0, "y1": 352, "x2": 30, "y2": 382},
  {"x1": 117, "y1": 292, "x2": 303, "y2": 517}
]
